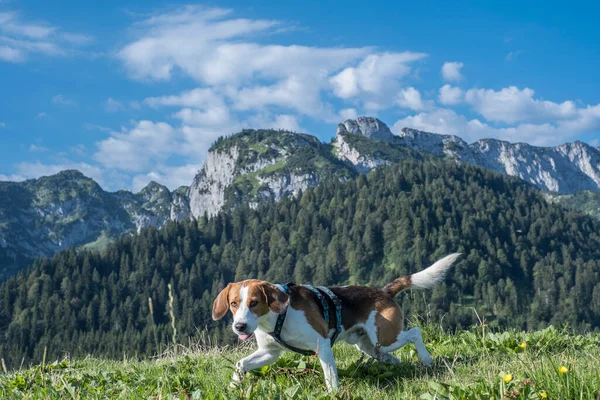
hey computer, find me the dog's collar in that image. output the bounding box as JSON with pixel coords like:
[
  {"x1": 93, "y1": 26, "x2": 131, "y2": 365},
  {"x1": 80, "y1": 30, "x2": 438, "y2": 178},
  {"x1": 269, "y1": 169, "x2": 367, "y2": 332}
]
[{"x1": 268, "y1": 283, "x2": 343, "y2": 356}]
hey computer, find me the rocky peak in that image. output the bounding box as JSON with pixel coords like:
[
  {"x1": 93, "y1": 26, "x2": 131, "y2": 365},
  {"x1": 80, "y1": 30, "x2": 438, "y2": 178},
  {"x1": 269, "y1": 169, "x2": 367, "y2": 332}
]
[
  {"x1": 188, "y1": 128, "x2": 354, "y2": 218},
  {"x1": 397, "y1": 126, "x2": 600, "y2": 194},
  {"x1": 139, "y1": 181, "x2": 169, "y2": 194},
  {"x1": 337, "y1": 117, "x2": 395, "y2": 142}
]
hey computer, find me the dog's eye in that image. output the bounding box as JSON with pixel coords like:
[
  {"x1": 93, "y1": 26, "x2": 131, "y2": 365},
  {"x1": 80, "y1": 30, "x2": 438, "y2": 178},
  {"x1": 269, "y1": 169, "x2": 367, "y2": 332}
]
[
  {"x1": 249, "y1": 300, "x2": 258, "y2": 308},
  {"x1": 230, "y1": 302, "x2": 237, "y2": 308}
]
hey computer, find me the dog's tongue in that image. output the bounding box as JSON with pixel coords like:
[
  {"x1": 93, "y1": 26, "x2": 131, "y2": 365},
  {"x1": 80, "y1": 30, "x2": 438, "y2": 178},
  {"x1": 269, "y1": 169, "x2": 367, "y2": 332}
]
[{"x1": 238, "y1": 333, "x2": 251, "y2": 341}]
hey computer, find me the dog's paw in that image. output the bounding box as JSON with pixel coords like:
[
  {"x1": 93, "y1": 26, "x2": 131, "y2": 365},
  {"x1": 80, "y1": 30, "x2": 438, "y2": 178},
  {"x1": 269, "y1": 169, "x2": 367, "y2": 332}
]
[
  {"x1": 420, "y1": 353, "x2": 434, "y2": 367},
  {"x1": 229, "y1": 370, "x2": 243, "y2": 389}
]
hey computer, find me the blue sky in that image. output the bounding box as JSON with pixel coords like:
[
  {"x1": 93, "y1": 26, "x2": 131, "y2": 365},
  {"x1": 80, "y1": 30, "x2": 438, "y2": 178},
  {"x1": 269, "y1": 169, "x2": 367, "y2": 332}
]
[{"x1": 1, "y1": 0, "x2": 599, "y2": 191}]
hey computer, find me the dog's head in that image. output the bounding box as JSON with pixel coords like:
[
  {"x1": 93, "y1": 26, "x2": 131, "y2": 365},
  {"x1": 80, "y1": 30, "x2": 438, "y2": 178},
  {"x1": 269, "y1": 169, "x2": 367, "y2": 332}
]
[{"x1": 212, "y1": 280, "x2": 289, "y2": 340}]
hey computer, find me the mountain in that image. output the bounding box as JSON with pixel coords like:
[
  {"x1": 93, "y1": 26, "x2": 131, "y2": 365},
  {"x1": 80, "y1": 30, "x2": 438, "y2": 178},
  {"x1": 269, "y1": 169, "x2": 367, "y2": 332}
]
[
  {"x1": 0, "y1": 171, "x2": 190, "y2": 279},
  {"x1": 394, "y1": 127, "x2": 600, "y2": 194},
  {"x1": 3, "y1": 159, "x2": 600, "y2": 366},
  {"x1": 2, "y1": 117, "x2": 600, "y2": 279},
  {"x1": 189, "y1": 129, "x2": 356, "y2": 218},
  {"x1": 187, "y1": 118, "x2": 600, "y2": 217},
  {"x1": 331, "y1": 116, "x2": 600, "y2": 194},
  {"x1": 188, "y1": 125, "x2": 432, "y2": 218}
]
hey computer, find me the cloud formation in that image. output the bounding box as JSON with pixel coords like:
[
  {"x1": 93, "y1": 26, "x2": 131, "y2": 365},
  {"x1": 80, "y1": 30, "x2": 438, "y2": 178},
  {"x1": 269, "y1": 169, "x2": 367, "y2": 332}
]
[
  {"x1": 395, "y1": 87, "x2": 430, "y2": 111},
  {"x1": 0, "y1": 11, "x2": 92, "y2": 62},
  {"x1": 438, "y1": 84, "x2": 463, "y2": 105},
  {"x1": 52, "y1": 94, "x2": 77, "y2": 106},
  {"x1": 464, "y1": 86, "x2": 577, "y2": 124},
  {"x1": 119, "y1": 6, "x2": 426, "y2": 118},
  {"x1": 441, "y1": 62, "x2": 464, "y2": 82}
]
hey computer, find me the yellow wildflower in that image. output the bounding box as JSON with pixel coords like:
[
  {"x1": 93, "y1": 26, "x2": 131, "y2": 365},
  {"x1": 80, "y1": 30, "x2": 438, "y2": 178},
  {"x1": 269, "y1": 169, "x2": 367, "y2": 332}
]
[
  {"x1": 519, "y1": 341, "x2": 527, "y2": 349},
  {"x1": 503, "y1": 374, "x2": 513, "y2": 383},
  {"x1": 540, "y1": 392, "x2": 548, "y2": 399},
  {"x1": 559, "y1": 366, "x2": 569, "y2": 373}
]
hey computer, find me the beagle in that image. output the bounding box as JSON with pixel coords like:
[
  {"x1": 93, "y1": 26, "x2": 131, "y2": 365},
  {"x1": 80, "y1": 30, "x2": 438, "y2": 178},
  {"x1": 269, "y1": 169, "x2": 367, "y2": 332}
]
[{"x1": 212, "y1": 253, "x2": 461, "y2": 391}]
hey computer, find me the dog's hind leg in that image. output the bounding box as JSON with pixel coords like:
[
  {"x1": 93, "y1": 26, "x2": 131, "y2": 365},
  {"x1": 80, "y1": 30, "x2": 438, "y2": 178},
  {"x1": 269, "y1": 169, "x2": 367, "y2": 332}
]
[
  {"x1": 379, "y1": 327, "x2": 433, "y2": 366},
  {"x1": 355, "y1": 336, "x2": 400, "y2": 364},
  {"x1": 317, "y1": 337, "x2": 339, "y2": 392}
]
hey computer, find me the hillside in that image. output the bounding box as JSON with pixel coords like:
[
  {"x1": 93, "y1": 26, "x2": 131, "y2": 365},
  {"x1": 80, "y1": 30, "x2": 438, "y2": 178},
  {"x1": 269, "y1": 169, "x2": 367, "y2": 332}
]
[
  {"x1": 2, "y1": 160, "x2": 600, "y2": 367},
  {"x1": 0, "y1": 171, "x2": 190, "y2": 280},
  {"x1": 547, "y1": 191, "x2": 600, "y2": 220},
  {"x1": 1, "y1": 324, "x2": 599, "y2": 399}
]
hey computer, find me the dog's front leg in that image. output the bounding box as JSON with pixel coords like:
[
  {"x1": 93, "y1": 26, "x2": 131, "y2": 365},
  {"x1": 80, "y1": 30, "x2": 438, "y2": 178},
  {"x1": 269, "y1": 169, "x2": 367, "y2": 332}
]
[
  {"x1": 317, "y1": 338, "x2": 339, "y2": 392},
  {"x1": 231, "y1": 348, "x2": 281, "y2": 388}
]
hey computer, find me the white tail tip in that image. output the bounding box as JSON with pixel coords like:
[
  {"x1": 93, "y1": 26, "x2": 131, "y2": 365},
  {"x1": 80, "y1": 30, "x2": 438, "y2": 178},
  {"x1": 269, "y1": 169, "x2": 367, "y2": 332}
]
[{"x1": 410, "y1": 253, "x2": 462, "y2": 290}]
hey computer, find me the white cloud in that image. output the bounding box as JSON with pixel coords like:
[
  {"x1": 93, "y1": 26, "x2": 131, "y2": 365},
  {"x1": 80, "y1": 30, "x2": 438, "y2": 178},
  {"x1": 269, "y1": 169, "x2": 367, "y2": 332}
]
[
  {"x1": 442, "y1": 62, "x2": 464, "y2": 82},
  {"x1": 273, "y1": 115, "x2": 302, "y2": 132},
  {"x1": 232, "y1": 76, "x2": 330, "y2": 118},
  {"x1": 0, "y1": 173, "x2": 25, "y2": 182},
  {"x1": 438, "y1": 84, "x2": 463, "y2": 105},
  {"x1": 393, "y1": 108, "x2": 489, "y2": 142},
  {"x1": 119, "y1": 6, "x2": 369, "y2": 84},
  {"x1": 0, "y1": 11, "x2": 56, "y2": 39},
  {"x1": 173, "y1": 106, "x2": 233, "y2": 127},
  {"x1": 132, "y1": 164, "x2": 202, "y2": 192},
  {"x1": 464, "y1": 86, "x2": 577, "y2": 124},
  {"x1": 36, "y1": 112, "x2": 47, "y2": 118},
  {"x1": 0, "y1": 122, "x2": 5, "y2": 128},
  {"x1": 0, "y1": 45, "x2": 24, "y2": 62},
  {"x1": 119, "y1": 6, "x2": 426, "y2": 117},
  {"x1": 339, "y1": 108, "x2": 358, "y2": 121},
  {"x1": 94, "y1": 121, "x2": 179, "y2": 172},
  {"x1": 393, "y1": 104, "x2": 600, "y2": 146},
  {"x1": 52, "y1": 94, "x2": 76, "y2": 106},
  {"x1": 0, "y1": 11, "x2": 92, "y2": 63},
  {"x1": 395, "y1": 87, "x2": 430, "y2": 111},
  {"x1": 329, "y1": 52, "x2": 427, "y2": 100},
  {"x1": 29, "y1": 144, "x2": 48, "y2": 152},
  {"x1": 105, "y1": 98, "x2": 125, "y2": 112},
  {"x1": 245, "y1": 113, "x2": 303, "y2": 132},
  {"x1": 145, "y1": 88, "x2": 221, "y2": 109}
]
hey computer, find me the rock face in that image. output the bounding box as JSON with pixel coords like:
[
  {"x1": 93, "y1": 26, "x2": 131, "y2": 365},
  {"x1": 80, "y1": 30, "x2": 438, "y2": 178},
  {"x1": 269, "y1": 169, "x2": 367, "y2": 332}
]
[
  {"x1": 396, "y1": 127, "x2": 600, "y2": 194},
  {"x1": 337, "y1": 116, "x2": 395, "y2": 142},
  {"x1": 333, "y1": 127, "x2": 391, "y2": 172},
  {"x1": 0, "y1": 170, "x2": 190, "y2": 279},
  {"x1": 188, "y1": 129, "x2": 354, "y2": 218},
  {"x1": 189, "y1": 146, "x2": 241, "y2": 219}
]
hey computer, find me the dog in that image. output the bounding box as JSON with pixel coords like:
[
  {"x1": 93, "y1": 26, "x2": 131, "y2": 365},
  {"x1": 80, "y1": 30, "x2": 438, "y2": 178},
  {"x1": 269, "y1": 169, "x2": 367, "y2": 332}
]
[{"x1": 212, "y1": 253, "x2": 461, "y2": 391}]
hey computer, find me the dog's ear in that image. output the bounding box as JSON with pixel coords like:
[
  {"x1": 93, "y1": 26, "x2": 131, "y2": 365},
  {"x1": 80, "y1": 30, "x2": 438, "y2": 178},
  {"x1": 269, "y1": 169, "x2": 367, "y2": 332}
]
[
  {"x1": 261, "y1": 283, "x2": 289, "y2": 314},
  {"x1": 212, "y1": 283, "x2": 232, "y2": 321}
]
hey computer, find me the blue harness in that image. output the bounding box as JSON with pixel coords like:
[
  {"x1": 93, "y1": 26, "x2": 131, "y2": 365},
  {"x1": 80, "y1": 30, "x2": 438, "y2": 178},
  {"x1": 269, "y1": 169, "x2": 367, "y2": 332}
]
[{"x1": 268, "y1": 283, "x2": 343, "y2": 356}]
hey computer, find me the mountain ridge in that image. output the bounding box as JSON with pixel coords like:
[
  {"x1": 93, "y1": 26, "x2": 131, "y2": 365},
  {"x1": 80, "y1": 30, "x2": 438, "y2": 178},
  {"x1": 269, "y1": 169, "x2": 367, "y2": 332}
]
[
  {"x1": 2, "y1": 117, "x2": 600, "y2": 279},
  {"x1": 0, "y1": 172, "x2": 190, "y2": 279}
]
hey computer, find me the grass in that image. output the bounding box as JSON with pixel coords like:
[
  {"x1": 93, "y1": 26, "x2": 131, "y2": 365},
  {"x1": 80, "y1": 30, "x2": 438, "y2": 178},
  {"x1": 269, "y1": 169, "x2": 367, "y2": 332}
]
[{"x1": 1, "y1": 323, "x2": 599, "y2": 399}]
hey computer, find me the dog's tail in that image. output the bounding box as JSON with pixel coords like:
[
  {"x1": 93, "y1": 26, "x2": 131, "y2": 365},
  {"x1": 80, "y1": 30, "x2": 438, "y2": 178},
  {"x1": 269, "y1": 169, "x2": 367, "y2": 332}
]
[{"x1": 383, "y1": 253, "x2": 462, "y2": 297}]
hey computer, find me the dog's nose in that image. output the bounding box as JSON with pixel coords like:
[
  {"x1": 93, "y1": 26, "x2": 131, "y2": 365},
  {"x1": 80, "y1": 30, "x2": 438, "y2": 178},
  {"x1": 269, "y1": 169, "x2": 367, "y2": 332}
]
[{"x1": 234, "y1": 323, "x2": 247, "y2": 332}]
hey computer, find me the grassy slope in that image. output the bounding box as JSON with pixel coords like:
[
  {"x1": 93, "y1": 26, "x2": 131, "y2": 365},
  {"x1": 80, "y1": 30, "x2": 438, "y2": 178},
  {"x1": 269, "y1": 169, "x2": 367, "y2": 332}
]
[
  {"x1": 2, "y1": 324, "x2": 599, "y2": 400},
  {"x1": 548, "y1": 191, "x2": 600, "y2": 220}
]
